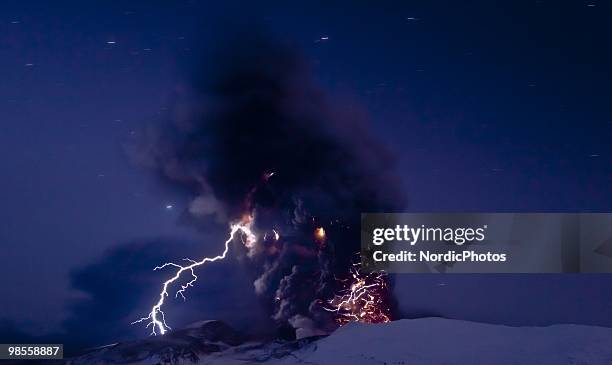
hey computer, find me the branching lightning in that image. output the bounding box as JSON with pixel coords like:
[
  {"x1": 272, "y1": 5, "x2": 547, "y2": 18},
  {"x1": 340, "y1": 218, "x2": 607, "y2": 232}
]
[
  {"x1": 322, "y1": 263, "x2": 391, "y2": 325},
  {"x1": 132, "y1": 216, "x2": 258, "y2": 335}
]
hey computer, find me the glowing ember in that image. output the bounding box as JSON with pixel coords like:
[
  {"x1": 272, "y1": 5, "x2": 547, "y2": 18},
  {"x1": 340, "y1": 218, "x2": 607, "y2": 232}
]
[
  {"x1": 314, "y1": 227, "x2": 326, "y2": 240},
  {"x1": 322, "y1": 263, "x2": 391, "y2": 325}
]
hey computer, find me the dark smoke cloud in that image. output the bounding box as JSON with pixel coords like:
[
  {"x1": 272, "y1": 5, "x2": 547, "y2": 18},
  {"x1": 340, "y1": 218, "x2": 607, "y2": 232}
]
[
  {"x1": 131, "y1": 32, "x2": 406, "y2": 336},
  {"x1": 61, "y1": 239, "x2": 180, "y2": 348}
]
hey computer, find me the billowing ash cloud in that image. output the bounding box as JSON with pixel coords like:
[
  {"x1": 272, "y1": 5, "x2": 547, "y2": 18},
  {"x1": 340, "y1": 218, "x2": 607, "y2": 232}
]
[{"x1": 131, "y1": 32, "x2": 406, "y2": 336}]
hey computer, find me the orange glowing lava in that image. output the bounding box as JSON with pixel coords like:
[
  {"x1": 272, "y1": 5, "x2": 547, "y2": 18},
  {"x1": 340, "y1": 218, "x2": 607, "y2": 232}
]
[
  {"x1": 322, "y1": 263, "x2": 391, "y2": 326},
  {"x1": 314, "y1": 227, "x2": 326, "y2": 240}
]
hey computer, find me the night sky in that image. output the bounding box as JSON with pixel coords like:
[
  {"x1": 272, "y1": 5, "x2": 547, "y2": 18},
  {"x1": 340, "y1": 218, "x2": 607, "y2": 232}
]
[{"x1": 1, "y1": 0, "x2": 610, "y2": 349}]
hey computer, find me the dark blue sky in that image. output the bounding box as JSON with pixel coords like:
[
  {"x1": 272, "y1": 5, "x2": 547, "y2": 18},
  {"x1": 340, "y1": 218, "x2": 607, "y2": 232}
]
[{"x1": 0, "y1": 0, "x2": 610, "y2": 344}]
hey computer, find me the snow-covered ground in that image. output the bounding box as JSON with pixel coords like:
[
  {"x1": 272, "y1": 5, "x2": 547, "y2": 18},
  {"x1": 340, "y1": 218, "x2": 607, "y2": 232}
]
[{"x1": 67, "y1": 318, "x2": 612, "y2": 365}]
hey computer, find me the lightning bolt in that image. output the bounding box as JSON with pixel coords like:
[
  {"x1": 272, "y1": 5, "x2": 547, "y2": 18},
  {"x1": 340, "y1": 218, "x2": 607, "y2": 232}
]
[
  {"x1": 132, "y1": 217, "x2": 257, "y2": 335},
  {"x1": 322, "y1": 263, "x2": 391, "y2": 325}
]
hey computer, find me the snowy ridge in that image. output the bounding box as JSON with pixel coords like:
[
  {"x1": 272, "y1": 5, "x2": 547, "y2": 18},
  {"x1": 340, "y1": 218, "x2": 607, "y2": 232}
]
[{"x1": 67, "y1": 318, "x2": 612, "y2": 365}]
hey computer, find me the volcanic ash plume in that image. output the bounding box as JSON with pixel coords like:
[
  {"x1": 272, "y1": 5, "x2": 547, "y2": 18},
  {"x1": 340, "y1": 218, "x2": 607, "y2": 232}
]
[{"x1": 134, "y1": 34, "x2": 406, "y2": 337}]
